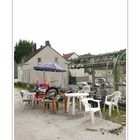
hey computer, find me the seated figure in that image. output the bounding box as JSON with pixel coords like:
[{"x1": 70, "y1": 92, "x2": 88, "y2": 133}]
[
  {"x1": 88, "y1": 83, "x2": 108, "y2": 109},
  {"x1": 100, "y1": 89, "x2": 108, "y2": 109}
]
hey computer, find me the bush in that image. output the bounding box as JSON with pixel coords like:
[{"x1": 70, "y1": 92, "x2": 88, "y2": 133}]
[{"x1": 14, "y1": 81, "x2": 35, "y2": 90}]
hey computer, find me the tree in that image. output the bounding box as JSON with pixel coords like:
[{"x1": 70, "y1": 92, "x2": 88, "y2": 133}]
[{"x1": 14, "y1": 39, "x2": 37, "y2": 63}]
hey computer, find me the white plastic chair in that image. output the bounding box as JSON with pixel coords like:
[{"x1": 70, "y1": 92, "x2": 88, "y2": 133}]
[
  {"x1": 104, "y1": 91, "x2": 121, "y2": 117},
  {"x1": 20, "y1": 90, "x2": 33, "y2": 106},
  {"x1": 81, "y1": 98, "x2": 102, "y2": 124},
  {"x1": 77, "y1": 85, "x2": 91, "y2": 109},
  {"x1": 78, "y1": 85, "x2": 90, "y2": 93}
]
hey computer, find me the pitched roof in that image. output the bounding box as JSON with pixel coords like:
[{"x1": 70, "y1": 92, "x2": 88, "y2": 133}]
[
  {"x1": 63, "y1": 52, "x2": 76, "y2": 60},
  {"x1": 22, "y1": 45, "x2": 67, "y2": 63},
  {"x1": 23, "y1": 46, "x2": 46, "y2": 62},
  {"x1": 49, "y1": 46, "x2": 67, "y2": 62}
]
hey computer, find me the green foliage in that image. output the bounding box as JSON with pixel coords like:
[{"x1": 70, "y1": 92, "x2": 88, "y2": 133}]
[
  {"x1": 14, "y1": 82, "x2": 35, "y2": 90},
  {"x1": 14, "y1": 39, "x2": 37, "y2": 63},
  {"x1": 14, "y1": 81, "x2": 28, "y2": 89},
  {"x1": 103, "y1": 108, "x2": 126, "y2": 126}
]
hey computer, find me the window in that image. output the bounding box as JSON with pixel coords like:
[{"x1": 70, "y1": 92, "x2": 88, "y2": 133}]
[
  {"x1": 54, "y1": 57, "x2": 58, "y2": 63},
  {"x1": 38, "y1": 58, "x2": 41, "y2": 64}
]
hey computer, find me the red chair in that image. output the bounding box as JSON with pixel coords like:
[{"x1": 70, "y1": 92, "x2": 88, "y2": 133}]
[{"x1": 32, "y1": 81, "x2": 58, "y2": 112}]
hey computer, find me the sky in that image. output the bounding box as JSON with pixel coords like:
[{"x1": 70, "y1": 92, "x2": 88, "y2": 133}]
[{"x1": 13, "y1": 0, "x2": 127, "y2": 55}]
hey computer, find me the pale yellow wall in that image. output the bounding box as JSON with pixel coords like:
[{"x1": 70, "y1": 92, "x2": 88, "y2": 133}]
[{"x1": 18, "y1": 46, "x2": 68, "y2": 88}]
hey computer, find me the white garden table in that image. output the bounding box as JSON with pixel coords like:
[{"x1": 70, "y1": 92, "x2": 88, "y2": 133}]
[{"x1": 65, "y1": 93, "x2": 89, "y2": 115}]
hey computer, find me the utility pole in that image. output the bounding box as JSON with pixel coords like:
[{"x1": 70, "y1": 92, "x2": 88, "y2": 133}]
[
  {"x1": 91, "y1": 65, "x2": 95, "y2": 90},
  {"x1": 105, "y1": 61, "x2": 108, "y2": 89}
]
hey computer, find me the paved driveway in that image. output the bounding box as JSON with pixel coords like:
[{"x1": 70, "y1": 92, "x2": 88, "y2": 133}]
[{"x1": 14, "y1": 88, "x2": 126, "y2": 140}]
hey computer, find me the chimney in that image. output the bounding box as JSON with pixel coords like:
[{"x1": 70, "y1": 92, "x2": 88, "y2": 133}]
[
  {"x1": 40, "y1": 45, "x2": 43, "y2": 48},
  {"x1": 45, "y1": 40, "x2": 51, "y2": 47}
]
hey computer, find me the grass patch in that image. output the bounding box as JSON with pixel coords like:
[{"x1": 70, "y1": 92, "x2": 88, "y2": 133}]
[
  {"x1": 102, "y1": 109, "x2": 126, "y2": 126},
  {"x1": 14, "y1": 85, "x2": 28, "y2": 90}
]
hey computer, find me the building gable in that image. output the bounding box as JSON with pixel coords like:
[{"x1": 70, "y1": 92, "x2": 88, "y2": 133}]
[
  {"x1": 23, "y1": 45, "x2": 67, "y2": 64},
  {"x1": 63, "y1": 52, "x2": 78, "y2": 60}
]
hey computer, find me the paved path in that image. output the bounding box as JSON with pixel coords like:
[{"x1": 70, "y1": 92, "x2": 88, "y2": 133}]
[{"x1": 14, "y1": 88, "x2": 126, "y2": 140}]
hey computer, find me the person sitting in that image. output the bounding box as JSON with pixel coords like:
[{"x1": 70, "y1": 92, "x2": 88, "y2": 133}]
[
  {"x1": 88, "y1": 84, "x2": 100, "y2": 107},
  {"x1": 88, "y1": 83, "x2": 108, "y2": 109},
  {"x1": 100, "y1": 83, "x2": 108, "y2": 110},
  {"x1": 88, "y1": 84, "x2": 100, "y2": 99}
]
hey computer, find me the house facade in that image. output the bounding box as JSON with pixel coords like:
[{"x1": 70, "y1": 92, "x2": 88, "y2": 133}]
[
  {"x1": 17, "y1": 42, "x2": 68, "y2": 88},
  {"x1": 63, "y1": 52, "x2": 90, "y2": 83}
]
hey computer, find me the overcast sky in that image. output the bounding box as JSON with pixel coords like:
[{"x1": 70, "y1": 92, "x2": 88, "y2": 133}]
[{"x1": 13, "y1": 0, "x2": 127, "y2": 55}]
